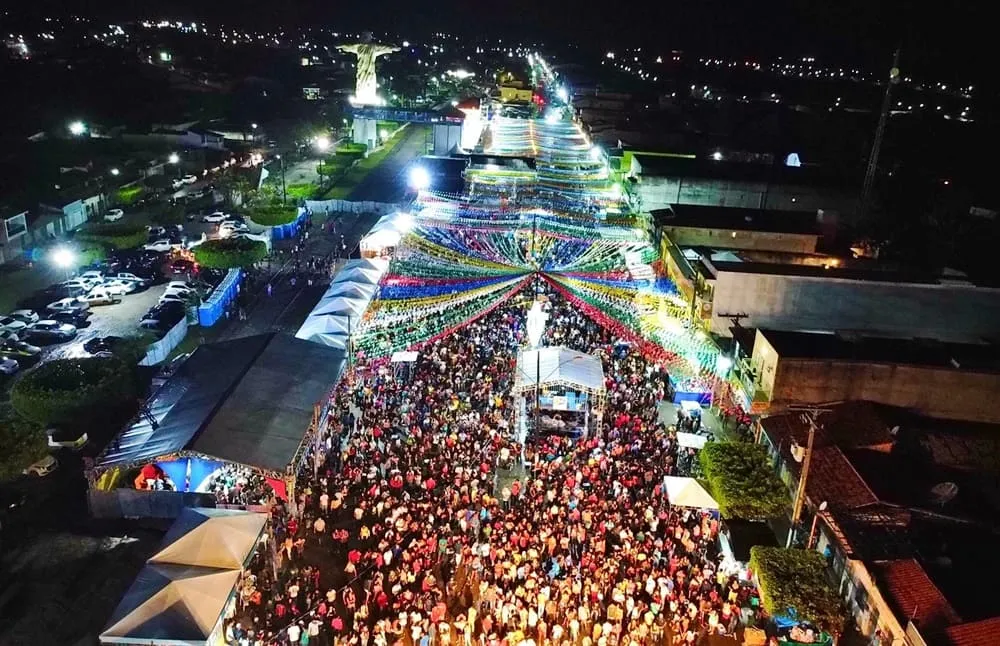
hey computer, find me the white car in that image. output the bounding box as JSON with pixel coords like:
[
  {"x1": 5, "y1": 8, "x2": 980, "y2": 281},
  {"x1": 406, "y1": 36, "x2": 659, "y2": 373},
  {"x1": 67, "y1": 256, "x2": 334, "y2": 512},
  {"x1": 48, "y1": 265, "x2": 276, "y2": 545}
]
[
  {"x1": 110, "y1": 272, "x2": 150, "y2": 286},
  {"x1": 79, "y1": 270, "x2": 105, "y2": 282},
  {"x1": 0, "y1": 316, "x2": 28, "y2": 334},
  {"x1": 101, "y1": 280, "x2": 137, "y2": 295},
  {"x1": 23, "y1": 455, "x2": 58, "y2": 477},
  {"x1": 9, "y1": 310, "x2": 40, "y2": 325},
  {"x1": 103, "y1": 209, "x2": 124, "y2": 222},
  {"x1": 81, "y1": 288, "x2": 122, "y2": 306},
  {"x1": 144, "y1": 239, "x2": 177, "y2": 253},
  {"x1": 0, "y1": 357, "x2": 19, "y2": 375},
  {"x1": 159, "y1": 293, "x2": 190, "y2": 305},
  {"x1": 47, "y1": 297, "x2": 90, "y2": 313},
  {"x1": 202, "y1": 211, "x2": 228, "y2": 223},
  {"x1": 166, "y1": 280, "x2": 200, "y2": 291},
  {"x1": 171, "y1": 178, "x2": 185, "y2": 190},
  {"x1": 162, "y1": 287, "x2": 193, "y2": 300},
  {"x1": 0, "y1": 329, "x2": 21, "y2": 344},
  {"x1": 181, "y1": 174, "x2": 198, "y2": 184},
  {"x1": 26, "y1": 320, "x2": 78, "y2": 341},
  {"x1": 63, "y1": 278, "x2": 102, "y2": 292},
  {"x1": 218, "y1": 221, "x2": 249, "y2": 237}
]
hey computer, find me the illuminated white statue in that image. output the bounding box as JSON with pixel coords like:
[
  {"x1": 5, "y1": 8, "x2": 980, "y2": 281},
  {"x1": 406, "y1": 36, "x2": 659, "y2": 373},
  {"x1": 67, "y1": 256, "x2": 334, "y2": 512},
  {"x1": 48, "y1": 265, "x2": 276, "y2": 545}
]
[{"x1": 338, "y1": 33, "x2": 400, "y2": 105}]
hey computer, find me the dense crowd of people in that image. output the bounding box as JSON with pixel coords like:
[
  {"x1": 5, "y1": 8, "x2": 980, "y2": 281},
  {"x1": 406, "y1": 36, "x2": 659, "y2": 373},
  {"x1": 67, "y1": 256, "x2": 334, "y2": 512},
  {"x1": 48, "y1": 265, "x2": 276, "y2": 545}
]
[{"x1": 225, "y1": 280, "x2": 757, "y2": 646}]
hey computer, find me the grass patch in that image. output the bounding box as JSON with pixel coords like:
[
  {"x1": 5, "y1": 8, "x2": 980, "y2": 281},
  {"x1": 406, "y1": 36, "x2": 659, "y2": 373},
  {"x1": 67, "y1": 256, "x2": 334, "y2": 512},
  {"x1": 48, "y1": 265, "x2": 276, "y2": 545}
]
[{"x1": 286, "y1": 183, "x2": 317, "y2": 201}]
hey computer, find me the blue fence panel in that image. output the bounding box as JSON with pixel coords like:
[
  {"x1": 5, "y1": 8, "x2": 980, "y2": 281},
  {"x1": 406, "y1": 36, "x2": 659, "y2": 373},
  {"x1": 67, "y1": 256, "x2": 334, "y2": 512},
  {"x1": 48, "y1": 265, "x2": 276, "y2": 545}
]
[
  {"x1": 272, "y1": 208, "x2": 308, "y2": 241},
  {"x1": 197, "y1": 268, "x2": 243, "y2": 327}
]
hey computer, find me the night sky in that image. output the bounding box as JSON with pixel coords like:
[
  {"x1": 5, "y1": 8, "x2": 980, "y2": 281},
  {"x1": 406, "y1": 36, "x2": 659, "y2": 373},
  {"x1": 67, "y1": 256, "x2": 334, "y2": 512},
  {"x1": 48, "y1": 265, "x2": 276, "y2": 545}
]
[{"x1": 14, "y1": 0, "x2": 994, "y2": 82}]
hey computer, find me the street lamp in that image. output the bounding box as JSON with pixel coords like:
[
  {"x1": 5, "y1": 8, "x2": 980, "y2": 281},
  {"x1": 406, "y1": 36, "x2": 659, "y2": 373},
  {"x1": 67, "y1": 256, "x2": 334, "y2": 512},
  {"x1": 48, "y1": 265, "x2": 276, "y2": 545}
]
[
  {"x1": 168, "y1": 153, "x2": 180, "y2": 164},
  {"x1": 68, "y1": 121, "x2": 86, "y2": 136},
  {"x1": 50, "y1": 246, "x2": 76, "y2": 279},
  {"x1": 110, "y1": 168, "x2": 120, "y2": 176},
  {"x1": 408, "y1": 165, "x2": 431, "y2": 191},
  {"x1": 314, "y1": 135, "x2": 331, "y2": 152}
]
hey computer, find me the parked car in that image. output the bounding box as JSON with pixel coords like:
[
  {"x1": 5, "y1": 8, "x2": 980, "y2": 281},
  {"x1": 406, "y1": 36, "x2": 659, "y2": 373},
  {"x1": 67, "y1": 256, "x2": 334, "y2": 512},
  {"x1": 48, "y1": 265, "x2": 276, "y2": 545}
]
[
  {"x1": 62, "y1": 278, "x2": 101, "y2": 293},
  {"x1": 47, "y1": 297, "x2": 89, "y2": 314},
  {"x1": 218, "y1": 221, "x2": 249, "y2": 237},
  {"x1": 78, "y1": 270, "x2": 105, "y2": 282},
  {"x1": 171, "y1": 178, "x2": 185, "y2": 190},
  {"x1": 144, "y1": 239, "x2": 179, "y2": 253},
  {"x1": 101, "y1": 280, "x2": 137, "y2": 295},
  {"x1": 23, "y1": 455, "x2": 58, "y2": 477},
  {"x1": 202, "y1": 211, "x2": 228, "y2": 223},
  {"x1": 26, "y1": 320, "x2": 77, "y2": 341},
  {"x1": 169, "y1": 258, "x2": 196, "y2": 274},
  {"x1": 83, "y1": 336, "x2": 124, "y2": 354},
  {"x1": 162, "y1": 287, "x2": 194, "y2": 300},
  {"x1": 142, "y1": 301, "x2": 186, "y2": 322},
  {"x1": 9, "y1": 310, "x2": 40, "y2": 325},
  {"x1": 110, "y1": 272, "x2": 150, "y2": 286},
  {"x1": 181, "y1": 174, "x2": 198, "y2": 184},
  {"x1": 159, "y1": 293, "x2": 191, "y2": 306},
  {"x1": 1, "y1": 339, "x2": 41, "y2": 357},
  {"x1": 166, "y1": 280, "x2": 204, "y2": 292},
  {"x1": 0, "y1": 330, "x2": 22, "y2": 344},
  {"x1": 48, "y1": 310, "x2": 90, "y2": 327},
  {"x1": 0, "y1": 316, "x2": 28, "y2": 334},
  {"x1": 81, "y1": 288, "x2": 122, "y2": 306},
  {"x1": 103, "y1": 208, "x2": 124, "y2": 222},
  {"x1": 0, "y1": 358, "x2": 19, "y2": 375}
]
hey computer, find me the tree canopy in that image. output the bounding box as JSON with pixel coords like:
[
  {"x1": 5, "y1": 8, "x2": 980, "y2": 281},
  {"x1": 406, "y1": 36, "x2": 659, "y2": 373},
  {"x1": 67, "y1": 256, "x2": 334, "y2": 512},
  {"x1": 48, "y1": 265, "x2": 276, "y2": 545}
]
[
  {"x1": 10, "y1": 356, "x2": 137, "y2": 426},
  {"x1": 193, "y1": 237, "x2": 267, "y2": 268},
  {"x1": 0, "y1": 407, "x2": 48, "y2": 481},
  {"x1": 699, "y1": 442, "x2": 789, "y2": 520},
  {"x1": 750, "y1": 546, "x2": 844, "y2": 632},
  {"x1": 76, "y1": 221, "x2": 148, "y2": 250}
]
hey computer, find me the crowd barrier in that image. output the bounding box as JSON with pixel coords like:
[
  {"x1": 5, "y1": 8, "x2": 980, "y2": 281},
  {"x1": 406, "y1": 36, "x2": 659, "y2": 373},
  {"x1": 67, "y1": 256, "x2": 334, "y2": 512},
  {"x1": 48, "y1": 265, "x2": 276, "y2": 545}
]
[
  {"x1": 272, "y1": 208, "x2": 309, "y2": 241},
  {"x1": 140, "y1": 317, "x2": 189, "y2": 366},
  {"x1": 304, "y1": 199, "x2": 399, "y2": 215}
]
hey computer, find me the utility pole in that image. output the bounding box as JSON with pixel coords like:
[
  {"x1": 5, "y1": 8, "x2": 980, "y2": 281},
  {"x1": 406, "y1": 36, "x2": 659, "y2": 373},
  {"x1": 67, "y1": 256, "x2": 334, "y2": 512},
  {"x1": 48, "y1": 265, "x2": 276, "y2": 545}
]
[
  {"x1": 786, "y1": 406, "x2": 831, "y2": 547},
  {"x1": 859, "y1": 48, "x2": 901, "y2": 223}
]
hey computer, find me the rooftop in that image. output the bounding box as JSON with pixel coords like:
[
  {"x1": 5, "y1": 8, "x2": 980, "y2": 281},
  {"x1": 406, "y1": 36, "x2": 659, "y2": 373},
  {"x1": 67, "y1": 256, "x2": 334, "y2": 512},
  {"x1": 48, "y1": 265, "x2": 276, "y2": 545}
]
[
  {"x1": 630, "y1": 153, "x2": 846, "y2": 186},
  {"x1": 652, "y1": 204, "x2": 820, "y2": 236},
  {"x1": 944, "y1": 617, "x2": 1000, "y2": 646},
  {"x1": 758, "y1": 329, "x2": 1000, "y2": 373},
  {"x1": 870, "y1": 559, "x2": 961, "y2": 632}
]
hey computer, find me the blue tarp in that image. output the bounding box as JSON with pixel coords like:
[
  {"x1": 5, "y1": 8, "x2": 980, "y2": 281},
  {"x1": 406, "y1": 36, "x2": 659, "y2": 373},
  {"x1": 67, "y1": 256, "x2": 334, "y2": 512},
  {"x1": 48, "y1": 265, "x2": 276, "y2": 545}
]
[
  {"x1": 198, "y1": 269, "x2": 242, "y2": 327},
  {"x1": 272, "y1": 208, "x2": 308, "y2": 240}
]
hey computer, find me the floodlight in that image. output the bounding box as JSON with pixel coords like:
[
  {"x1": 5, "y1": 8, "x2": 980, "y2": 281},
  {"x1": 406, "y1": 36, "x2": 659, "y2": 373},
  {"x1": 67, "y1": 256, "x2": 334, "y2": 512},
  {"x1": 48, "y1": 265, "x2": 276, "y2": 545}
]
[{"x1": 408, "y1": 166, "x2": 431, "y2": 191}]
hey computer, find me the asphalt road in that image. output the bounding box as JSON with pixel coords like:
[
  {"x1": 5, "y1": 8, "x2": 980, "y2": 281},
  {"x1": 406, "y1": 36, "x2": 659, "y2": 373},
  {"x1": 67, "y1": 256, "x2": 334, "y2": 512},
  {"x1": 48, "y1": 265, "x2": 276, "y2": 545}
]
[{"x1": 347, "y1": 125, "x2": 429, "y2": 202}]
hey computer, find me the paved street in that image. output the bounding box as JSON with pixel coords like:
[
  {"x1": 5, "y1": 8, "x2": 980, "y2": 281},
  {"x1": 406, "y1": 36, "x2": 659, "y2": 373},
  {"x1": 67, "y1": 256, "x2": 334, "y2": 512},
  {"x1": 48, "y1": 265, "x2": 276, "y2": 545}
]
[{"x1": 348, "y1": 125, "x2": 429, "y2": 202}]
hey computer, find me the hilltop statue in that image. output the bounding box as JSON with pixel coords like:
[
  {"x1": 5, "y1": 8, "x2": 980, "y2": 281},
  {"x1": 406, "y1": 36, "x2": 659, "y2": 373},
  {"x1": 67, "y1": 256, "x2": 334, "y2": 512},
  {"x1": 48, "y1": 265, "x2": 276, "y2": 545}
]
[{"x1": 338, "y1": 33, "x2": 400, "y2": 105}]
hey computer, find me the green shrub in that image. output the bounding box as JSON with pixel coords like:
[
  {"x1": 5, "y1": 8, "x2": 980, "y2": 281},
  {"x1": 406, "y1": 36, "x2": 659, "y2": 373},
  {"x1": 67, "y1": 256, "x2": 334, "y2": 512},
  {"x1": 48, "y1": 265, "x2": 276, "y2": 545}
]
[
  {"x1": 116, "y1": 184, "x2": 144, "y2": 206},
  {"x1": 286, "y1": 183, "x2": 316, "y2": 200},
  {"x1": 750, "y1": 547, "x2": 844, "y2": 631},
  {"x1": 699, "y1": 442, "x2": 790, "y2": 520},
  {"x1": 245, "y1": 203, "x2": 299, "y2": 227},
  {"x1": 10, "y1": 357, "x2": 137, "y2": 426},
  {"x1": 76, "y1": 221, "x2": 148, "y2": 250},
  {"x1": 193, "y1": 237, "x2": 267, "y2": 268},
  {"x1": 0, "y1": 408, "x2": 48, "y2": 482}
]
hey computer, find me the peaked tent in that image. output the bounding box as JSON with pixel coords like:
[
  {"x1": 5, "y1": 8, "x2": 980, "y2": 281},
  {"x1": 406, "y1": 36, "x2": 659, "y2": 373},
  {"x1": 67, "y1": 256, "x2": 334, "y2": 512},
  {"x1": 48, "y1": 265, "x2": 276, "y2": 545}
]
[
  {"x1": 100, "y1": 564, "x2": 241, "y2": 645},
  {"x1": 513, "y1": 346, "x2": 605, "y2": 393},
  {"x1": 149, "y1": 508, "x2": 268, "y2": 570},
  {"x1": 663, "y1": 476, "x2": 719, "y2": 510}
]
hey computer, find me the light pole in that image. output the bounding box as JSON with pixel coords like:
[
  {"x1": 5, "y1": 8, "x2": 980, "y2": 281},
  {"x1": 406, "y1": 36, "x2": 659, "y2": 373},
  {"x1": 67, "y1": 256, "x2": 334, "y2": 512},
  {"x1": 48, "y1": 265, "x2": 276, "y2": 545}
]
[
  {"x1": 807, "y1": 500, "x2": 829, "y2": 549},
  {"x1": 787, "y1": 407, "x2": 830, "y2": 547},
  {"x1": 275, "y1": 155, "x2": 286, "y2": 203},
  {"x1": 50, "y1": 246, "x2": 76, "y2": 280}
]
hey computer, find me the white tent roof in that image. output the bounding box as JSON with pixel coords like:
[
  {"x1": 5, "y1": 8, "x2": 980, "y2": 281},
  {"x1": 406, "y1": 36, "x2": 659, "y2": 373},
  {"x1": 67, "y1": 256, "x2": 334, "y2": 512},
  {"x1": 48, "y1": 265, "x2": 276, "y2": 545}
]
[
  {"x1": 101, "y1": 564, "x2": 240, "y2": 645},
  {"x1": 332, "y1": 265, "x2": 383, "y2": 285},
  {"x1": 101, "y1": 508, "x2": 266, "y2": 646},
  {"x1": 676, "y1": 432, "x2": 708, "y2": 450},
  {"x1": 361, "y1": 227, "x2": 403, "y2": 250},
  {"x1": 391, "y1": 351, "x2": 419, "y2": 363},
  {"x1": 513, "y1": 346, "x2": 605, "y2": 394},
  {"x1": 663, "y1": 476, "x2": 718, "y2": 510},
  {"x1": 149, "y1": 507, "x2": 268, "y2": 570}
]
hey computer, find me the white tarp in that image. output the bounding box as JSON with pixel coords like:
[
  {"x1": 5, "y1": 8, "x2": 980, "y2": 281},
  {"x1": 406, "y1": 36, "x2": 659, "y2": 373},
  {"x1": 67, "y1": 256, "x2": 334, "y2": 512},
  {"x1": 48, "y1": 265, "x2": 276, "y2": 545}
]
[
  {"x1": 663, "y1": 476, "x2": 718, "y2": 510},
  {"x1": 514, "y1": 346, "x2": 605, "y2": 394},
  {"x1": 391, "y1": 351, "x2": 419, "y2": 363},
  {"x1": 100, "y1": 508, "x2": 265, "y2": 645},
  {"x1": 295, "y1": 259, "x2": 388, "y2": 347},
  {"x1": 360, "y1": 212, "x2": 414, "y2": 251},
  {"x1": 676, "y1": 432, "x2": 708, "y2": 450}
]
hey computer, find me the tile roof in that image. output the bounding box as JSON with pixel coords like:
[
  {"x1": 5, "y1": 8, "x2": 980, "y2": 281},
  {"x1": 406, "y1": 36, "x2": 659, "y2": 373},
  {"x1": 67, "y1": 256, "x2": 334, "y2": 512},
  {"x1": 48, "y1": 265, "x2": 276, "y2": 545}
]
[
  {"x1": 871, "y1": 559, "x2": 962, "y2": 632},
  {"x1": 944, "y1": 617, "x2": 1000, "y2": 646}
]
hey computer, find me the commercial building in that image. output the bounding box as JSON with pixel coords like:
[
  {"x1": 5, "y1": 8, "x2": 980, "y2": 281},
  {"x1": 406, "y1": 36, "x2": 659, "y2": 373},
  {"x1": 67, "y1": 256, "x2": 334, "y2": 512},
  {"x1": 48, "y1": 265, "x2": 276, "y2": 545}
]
[
  {"x1": 759, "y1": 402, "x2": 1000, "y2": 646},
  {"x1": 652, "y1": 204, "x2": 829, "y2": 255},
  {"x1": 730, "y1": 328, "x2": 1000, "y2": 423},
  {"x1": 663, "y1": 244, "x2": 1000, "y2": 343},
  {"x1": 624, "y1": 152, "x2": 856, "y2": 216}
]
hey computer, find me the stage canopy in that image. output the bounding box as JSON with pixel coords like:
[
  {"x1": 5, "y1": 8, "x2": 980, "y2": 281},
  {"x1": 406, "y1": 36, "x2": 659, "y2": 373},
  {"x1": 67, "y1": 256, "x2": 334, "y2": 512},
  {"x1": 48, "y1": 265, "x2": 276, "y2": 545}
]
[
  {"x1": 100, "y1": 508, "x2": 265, "y2": 646},
  {"x1": 513, "y1": 346, "x2": 605, "y2": 394},
  {"x1": 663, "y1": 476, "x2": 719, "y2": 510},
  {"x1": 94, "y1": 334, "x2": 348, "y2": 477}
]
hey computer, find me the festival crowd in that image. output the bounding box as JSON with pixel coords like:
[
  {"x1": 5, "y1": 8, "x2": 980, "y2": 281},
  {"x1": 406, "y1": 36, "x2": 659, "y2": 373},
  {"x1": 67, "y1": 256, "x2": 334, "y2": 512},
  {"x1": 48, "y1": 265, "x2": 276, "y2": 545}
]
[{"x1": 225, "y1": 280, "x2": 757, "y2": 646}]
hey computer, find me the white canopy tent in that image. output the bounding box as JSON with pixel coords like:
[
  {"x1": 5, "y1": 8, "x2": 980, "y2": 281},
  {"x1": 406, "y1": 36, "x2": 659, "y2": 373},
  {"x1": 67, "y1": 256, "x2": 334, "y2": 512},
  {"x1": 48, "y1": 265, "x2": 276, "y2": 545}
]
[
  {"x1": 360, "y1": 212, "x2": 415, "y2": 256},
  {"x1": 514, "y1": 346, "x2": 605, "y2": 393},
  {"x1": 295, "y1": 259, "x2": 388, "y2": 348},
  {"x1": 676, "y1": 432, "x2": 709, "y2": 450},
  {"x1": 100, "y1": 508, "x2": 266, "y2": 646},
  {"x1": 663, "y1": 476, "x2": 719, "y2": 510}
]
